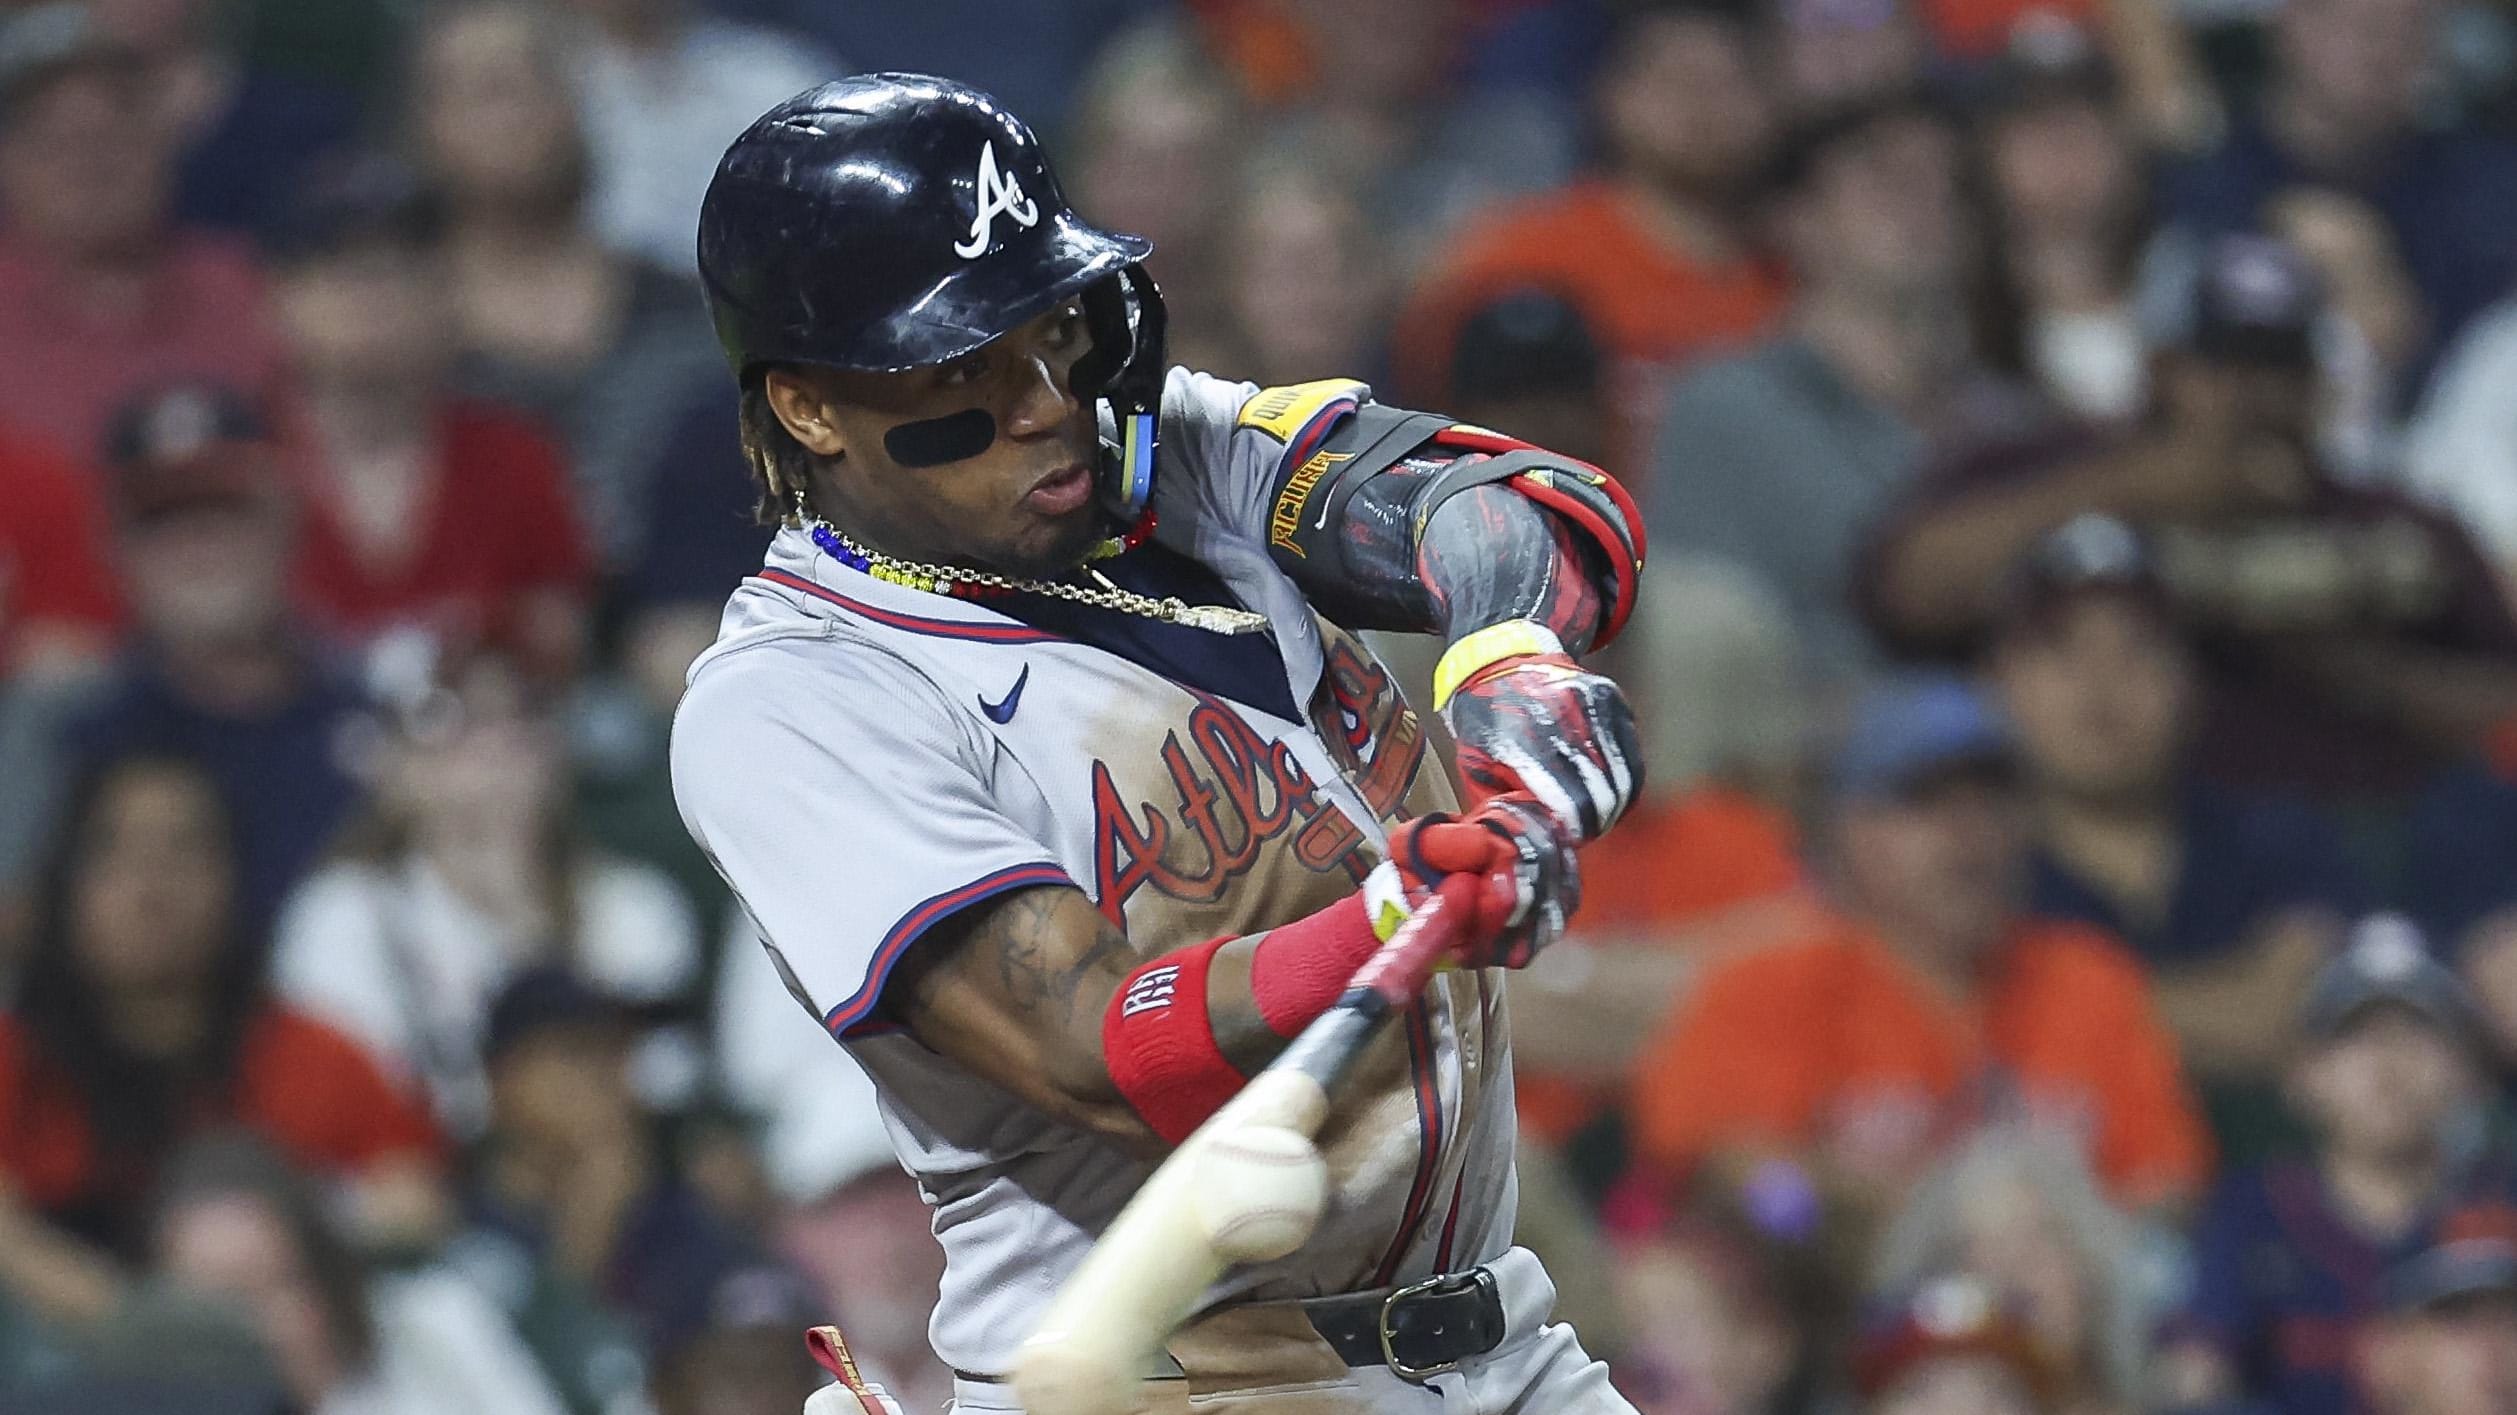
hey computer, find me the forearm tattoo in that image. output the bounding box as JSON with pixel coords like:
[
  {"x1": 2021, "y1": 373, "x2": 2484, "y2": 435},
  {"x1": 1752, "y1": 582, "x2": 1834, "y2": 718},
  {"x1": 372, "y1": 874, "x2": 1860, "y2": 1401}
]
[
  {"x1": 897, "y1": 886, "x2": 1286, "y2": 1075},
  {"x1": 1300, "y1": 458, "x2": 1604, "y2": 652},
  {"x1": 980, "y1": 889, "x2": 1137, "y2": 1034}
]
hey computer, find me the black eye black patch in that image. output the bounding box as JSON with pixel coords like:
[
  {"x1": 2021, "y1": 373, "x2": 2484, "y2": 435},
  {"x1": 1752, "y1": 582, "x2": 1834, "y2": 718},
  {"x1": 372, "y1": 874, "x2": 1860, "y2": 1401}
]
[{"x1": 884, "y1": 408, "x2": 997, "y2": 468}]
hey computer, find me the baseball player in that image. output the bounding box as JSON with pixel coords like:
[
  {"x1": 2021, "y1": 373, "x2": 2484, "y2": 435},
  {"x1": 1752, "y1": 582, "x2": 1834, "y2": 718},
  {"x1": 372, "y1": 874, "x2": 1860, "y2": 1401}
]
[{"x1": 671, "y1": 74, "x2": 1647, "y2": 1413}]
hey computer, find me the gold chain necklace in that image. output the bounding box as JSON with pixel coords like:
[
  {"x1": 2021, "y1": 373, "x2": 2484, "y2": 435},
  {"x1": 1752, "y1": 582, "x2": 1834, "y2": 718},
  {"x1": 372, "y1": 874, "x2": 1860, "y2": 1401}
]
[{"x1": 812, "y1": 521, "x2": 1269, "y2": 636}]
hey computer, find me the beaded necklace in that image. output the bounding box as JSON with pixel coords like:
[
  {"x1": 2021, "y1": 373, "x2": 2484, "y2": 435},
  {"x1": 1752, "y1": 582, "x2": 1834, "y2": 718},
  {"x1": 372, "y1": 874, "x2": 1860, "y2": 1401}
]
[{"x1": 802, "y1": 503, "x2": 1267, "y2": 635}]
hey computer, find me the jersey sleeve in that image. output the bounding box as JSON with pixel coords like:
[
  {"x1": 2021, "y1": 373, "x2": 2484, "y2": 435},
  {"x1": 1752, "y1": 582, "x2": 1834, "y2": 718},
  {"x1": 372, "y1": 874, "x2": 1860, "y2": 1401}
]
[
  {"x1": 671, "y1": 640, "x2": 1072, "y2": 1039},
  {"x1": 1151, "y1": 366, "x2": 1370, "y2": 558}
]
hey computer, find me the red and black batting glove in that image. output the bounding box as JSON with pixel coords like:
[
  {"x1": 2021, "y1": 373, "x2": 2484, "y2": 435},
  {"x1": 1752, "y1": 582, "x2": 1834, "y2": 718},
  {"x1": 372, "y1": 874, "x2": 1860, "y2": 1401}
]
[
  {"x1": 1370, "y1": 795, "x2": 1580, "y2": 969},
  {"x1": 1433, "y1": 621, "x2": 1644, "y2": 842}
]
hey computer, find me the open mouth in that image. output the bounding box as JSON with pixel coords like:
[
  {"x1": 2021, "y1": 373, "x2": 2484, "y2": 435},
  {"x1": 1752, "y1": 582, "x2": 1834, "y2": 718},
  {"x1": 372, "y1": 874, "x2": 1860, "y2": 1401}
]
[{"x1": 1025, "y1": 463, "x2": 1095, "y2": 516}]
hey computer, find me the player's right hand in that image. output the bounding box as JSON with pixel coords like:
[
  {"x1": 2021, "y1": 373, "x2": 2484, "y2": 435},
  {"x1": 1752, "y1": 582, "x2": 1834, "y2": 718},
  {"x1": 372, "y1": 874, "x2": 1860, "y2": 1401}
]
[{"x1": 1373, "y1": 795, "x2": 1579, "y2": 969}]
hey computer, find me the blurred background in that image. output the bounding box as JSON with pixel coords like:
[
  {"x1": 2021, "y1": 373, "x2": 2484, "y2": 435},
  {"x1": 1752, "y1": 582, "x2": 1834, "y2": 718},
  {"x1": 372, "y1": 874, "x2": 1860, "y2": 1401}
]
[{"x1": 4, "y1": 0, "x2": 2517, "y2": 1411}]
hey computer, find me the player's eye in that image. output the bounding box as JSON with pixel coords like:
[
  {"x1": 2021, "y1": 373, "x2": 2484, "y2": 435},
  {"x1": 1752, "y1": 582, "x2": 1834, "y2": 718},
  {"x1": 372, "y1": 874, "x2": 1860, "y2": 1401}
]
[
  {"x1": 938, "y1": 355, "x2": 987, "y2": 387},
  {"x1": 1047, "y1": 310, "x2": 1085, "y2": 350}
]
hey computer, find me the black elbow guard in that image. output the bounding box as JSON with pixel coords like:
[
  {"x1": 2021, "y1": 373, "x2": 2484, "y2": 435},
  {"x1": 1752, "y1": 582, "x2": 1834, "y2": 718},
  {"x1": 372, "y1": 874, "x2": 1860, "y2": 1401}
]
[{"x1": 1250, "y1": 383, "x2": 1647, "y2": 647}]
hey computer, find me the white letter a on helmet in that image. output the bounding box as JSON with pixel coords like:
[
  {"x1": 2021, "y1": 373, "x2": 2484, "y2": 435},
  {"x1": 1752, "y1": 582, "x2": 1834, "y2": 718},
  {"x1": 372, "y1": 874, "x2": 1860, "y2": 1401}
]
[{"x1": 955, "y1": 141, "x2": 1040, "y2": 259}]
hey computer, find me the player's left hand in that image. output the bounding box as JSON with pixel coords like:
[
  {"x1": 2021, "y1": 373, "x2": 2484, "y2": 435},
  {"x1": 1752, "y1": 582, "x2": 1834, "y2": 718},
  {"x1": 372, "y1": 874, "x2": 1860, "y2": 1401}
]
[
  {"x1": 1373, "y1": 795, "x2": 1579, "y2": 969},
  {"x1": 1442, "y1": 651, "x2": 1642, "y2": 842}
]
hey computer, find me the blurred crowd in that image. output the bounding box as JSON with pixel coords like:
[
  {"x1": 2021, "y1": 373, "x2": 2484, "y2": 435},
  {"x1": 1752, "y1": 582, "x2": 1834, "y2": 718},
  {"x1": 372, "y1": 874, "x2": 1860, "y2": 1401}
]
[{"x1": 5, "y1": 0, "x2": 2517, "y2": 1411}]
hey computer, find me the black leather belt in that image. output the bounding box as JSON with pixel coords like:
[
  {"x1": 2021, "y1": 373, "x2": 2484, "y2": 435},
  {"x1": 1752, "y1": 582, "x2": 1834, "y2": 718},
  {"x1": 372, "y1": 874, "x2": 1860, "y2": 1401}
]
[{"x1": 1303, "y1": 1267, "x2": 1506, "y2": 1382}]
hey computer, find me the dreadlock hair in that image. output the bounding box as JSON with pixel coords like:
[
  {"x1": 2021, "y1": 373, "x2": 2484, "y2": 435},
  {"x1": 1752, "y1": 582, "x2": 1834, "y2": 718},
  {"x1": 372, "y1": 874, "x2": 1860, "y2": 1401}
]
[
  {"x1": 13, "y1": 750, "x2": 267, "y2": 1255},
  {"x1": 738, "y1": 376, "x2": 821, "y2": 527}
]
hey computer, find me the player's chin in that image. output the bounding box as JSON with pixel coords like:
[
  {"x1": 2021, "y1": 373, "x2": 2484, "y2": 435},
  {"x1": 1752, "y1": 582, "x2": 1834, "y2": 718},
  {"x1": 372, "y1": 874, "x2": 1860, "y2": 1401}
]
[{"x1": 995, "y1": 502, "x2": 1106, "y2": 578}]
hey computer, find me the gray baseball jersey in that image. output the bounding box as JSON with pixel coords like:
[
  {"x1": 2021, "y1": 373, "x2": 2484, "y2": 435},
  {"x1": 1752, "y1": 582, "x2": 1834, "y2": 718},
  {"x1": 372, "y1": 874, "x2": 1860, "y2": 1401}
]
[{"x1": 671, "y1": 369, "x2": 1518, "y2": 1376}]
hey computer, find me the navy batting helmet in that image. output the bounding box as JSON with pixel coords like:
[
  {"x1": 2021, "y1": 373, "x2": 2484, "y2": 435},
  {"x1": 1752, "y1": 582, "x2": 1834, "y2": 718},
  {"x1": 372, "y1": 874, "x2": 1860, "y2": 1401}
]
[{"x1": 698, "y1": 74, "x2": 1164, "y2": 508}]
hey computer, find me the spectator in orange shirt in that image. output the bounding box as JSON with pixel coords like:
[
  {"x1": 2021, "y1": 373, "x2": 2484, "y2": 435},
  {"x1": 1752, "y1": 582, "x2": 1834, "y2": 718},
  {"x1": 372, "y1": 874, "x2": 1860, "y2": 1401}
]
[
  {"x1": 1393, "y1": 0, "x2": 1785, "y2": 475},
  {"x1": 1627, "y1": 674, "x2": 2211, "y2": 1214},
  {"x1": 0, "y1": 749, "x2": 444, "y2": 1329}
]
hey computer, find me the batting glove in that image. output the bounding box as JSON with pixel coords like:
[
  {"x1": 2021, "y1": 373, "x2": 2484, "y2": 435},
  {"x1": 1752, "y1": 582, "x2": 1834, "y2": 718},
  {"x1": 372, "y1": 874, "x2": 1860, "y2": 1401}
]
[
  {"x1": 1370, "y1": 795, "x2": 1580, "y2": 969},
  {"x1": 1434, "y1": 622, "x2": 1643, "y2": 842}
]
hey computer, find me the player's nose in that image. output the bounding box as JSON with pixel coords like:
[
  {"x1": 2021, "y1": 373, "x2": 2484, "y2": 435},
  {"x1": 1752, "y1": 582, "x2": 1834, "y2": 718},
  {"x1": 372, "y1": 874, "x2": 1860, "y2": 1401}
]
[{"x1": 1002, "y1": 351, "x2": 1080, "y2": 438}]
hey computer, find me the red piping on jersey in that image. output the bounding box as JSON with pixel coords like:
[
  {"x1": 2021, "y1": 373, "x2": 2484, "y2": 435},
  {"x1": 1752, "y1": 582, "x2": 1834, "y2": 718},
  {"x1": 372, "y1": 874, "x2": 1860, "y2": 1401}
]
[
  {"x1": 824, "y1": 861, "x2": 1074, "y2": 1038},
  {"x1": 757, "y1": 568, "x2": 1064, "y2": 644},
  {"x1": 1372, "y1": 1001, "x2": 1445, "y2": 1286}
]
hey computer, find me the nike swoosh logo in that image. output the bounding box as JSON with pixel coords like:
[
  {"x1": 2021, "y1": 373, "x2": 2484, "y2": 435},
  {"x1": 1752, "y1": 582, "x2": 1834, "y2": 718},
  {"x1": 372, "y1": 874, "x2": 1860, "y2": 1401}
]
[{"x1": 980, "y1": 664, "x2": 1030, "y2": 724}]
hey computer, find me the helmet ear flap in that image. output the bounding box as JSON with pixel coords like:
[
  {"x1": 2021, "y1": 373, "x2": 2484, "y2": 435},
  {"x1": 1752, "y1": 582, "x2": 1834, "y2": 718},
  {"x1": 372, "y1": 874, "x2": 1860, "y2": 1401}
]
[
  {"x1": 1069, "y1": 266, "x2": 1162, "y2": 405},
  {"x1": 1081, "y1": 266, "x2": 1166, "y2": 519}
]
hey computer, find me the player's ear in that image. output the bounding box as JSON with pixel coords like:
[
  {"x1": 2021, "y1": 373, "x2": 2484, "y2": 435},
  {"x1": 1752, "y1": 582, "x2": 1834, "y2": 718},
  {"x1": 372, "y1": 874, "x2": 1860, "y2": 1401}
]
[{"x1": 764, "y1": 368, "x2": 849, "y2": 459}]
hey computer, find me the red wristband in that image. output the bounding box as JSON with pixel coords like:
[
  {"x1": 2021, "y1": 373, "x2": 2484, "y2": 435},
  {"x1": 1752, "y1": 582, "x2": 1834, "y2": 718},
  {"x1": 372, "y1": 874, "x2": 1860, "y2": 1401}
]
[
  {"x1": 1102, "y1": 936, "x2": 1244, "y2": 1144},
  {"x1": 1249, "y1": 893, "x2": 1384, "y2": 1038}
]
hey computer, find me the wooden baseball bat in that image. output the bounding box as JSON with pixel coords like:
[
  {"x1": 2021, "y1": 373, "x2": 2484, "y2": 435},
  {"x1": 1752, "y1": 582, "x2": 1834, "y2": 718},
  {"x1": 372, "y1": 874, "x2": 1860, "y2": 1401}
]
[{"x1": 1011, "y1": 874, "x2": 1482, "y2": 1415}]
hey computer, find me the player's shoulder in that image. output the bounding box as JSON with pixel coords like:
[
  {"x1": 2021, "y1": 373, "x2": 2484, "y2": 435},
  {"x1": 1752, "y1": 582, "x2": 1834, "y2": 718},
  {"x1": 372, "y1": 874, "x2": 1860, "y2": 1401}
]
[
  {"x1": 674, "y1": 623, "x2": 975, "y2": 774},
  {"x1": 1161, "y1": 367, "x2": 1374, "y2": 447}
]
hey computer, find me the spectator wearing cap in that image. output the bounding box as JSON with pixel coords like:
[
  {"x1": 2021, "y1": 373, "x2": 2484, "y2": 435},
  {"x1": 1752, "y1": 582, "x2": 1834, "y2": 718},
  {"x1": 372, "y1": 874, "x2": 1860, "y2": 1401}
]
[
  {"x1": 550, "y1": 0, "x2": 840, "y2": 273},
  {"x1": 647, "y1": 1258, "x2": 833, "y2": 1415},
  {"x1": 2159, "y1": 0, "x2": 2517, "y2": 376},
  {"x1": 1626, "y1": 675, "x2": 2210, "y2": 1215},
  {"x1": 1867, "y1": 234, "x2": 2517, "y2": 804},
  {"x1": 2162, "y1": 918, "x2": 2513, "y2": 1415},
  {"x1": 51, "y1": 383, "x2": 371, "y2": 934},
  {"x1": 1393, "y1": 0, "x2": 1785, "y2": 478},
  {"x1": 0, "y1": 3, "x2": 286, "y2": 461},
  {"x1": 2360, "y1": 1234, "x2": 2517, "y2": 1415},
  {"x1": 457, "y1": 966, "x2": 757, "y2": 1413},
  {"x1": 1967, "y1": 24, "x2": 2160, "y2": 426},
  {"x1": 273, "y1": 652, "x2": 698, "y2": 1140},
  {"x1": 1650, "y1": 93, "x2": 2046, "y2": 683},
  {"x1": 149, "y1": 1135, "x2": 564, "y2": 1415},
  {"x1": 1442, "y1": 288, "x2": 1614, "y2": 474},
  {"x1": 269, "y1": 157, "x2": 594, "y2": 684},
  {"x1": 1852, "y1": 1274, "x2": 2058, "y2": 1415},
  {"x1": 0, "y1": 751, "x2": 444, "y2": 1330},
  {"x1": 414, "y1": 1, "x2": 725, "y2": 567},
  {"x1": 1987, "y1": 515, "x2": 2367, "y2": 1147}
]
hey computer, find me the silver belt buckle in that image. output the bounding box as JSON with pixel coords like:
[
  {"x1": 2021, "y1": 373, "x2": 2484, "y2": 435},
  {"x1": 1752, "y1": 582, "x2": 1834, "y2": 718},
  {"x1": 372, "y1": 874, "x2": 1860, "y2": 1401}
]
[{"x1": 1377, "y1": 1271, "x2": 1484, "y2": 1384}]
